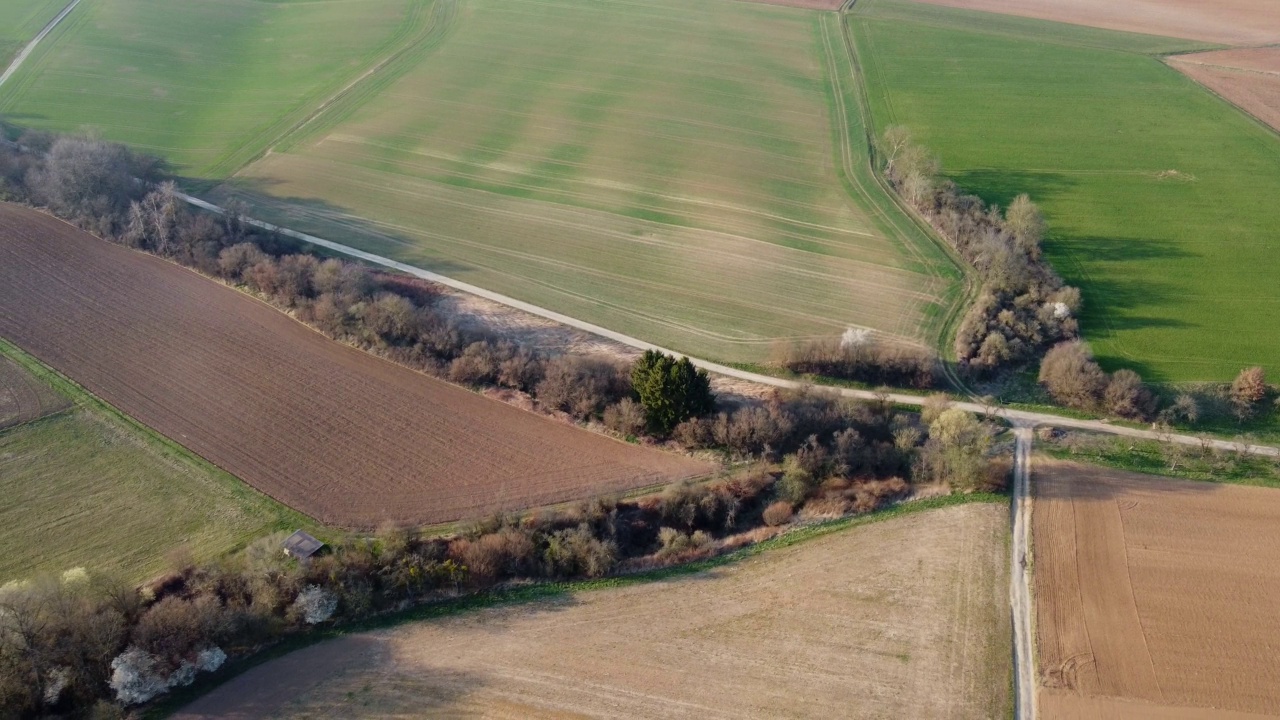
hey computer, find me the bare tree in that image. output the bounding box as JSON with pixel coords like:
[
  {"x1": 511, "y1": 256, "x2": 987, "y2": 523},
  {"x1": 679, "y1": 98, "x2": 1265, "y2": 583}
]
[{"x1": 1004, "y1": 194, "x2": 1046, "y2": 260}]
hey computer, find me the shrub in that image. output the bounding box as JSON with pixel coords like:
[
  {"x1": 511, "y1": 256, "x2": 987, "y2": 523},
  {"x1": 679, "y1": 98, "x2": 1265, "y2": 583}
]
[
  {"x1": 1039, "y1": 341, "x2": 1106, "y2": 409},
  {"x1": 291, "y1": 586, "x2": 337, "y2": 625},
  {"x1": 1104, "y1": 369, "x2": 1156, "y2": 421},
  {"x1": 536, "y1": 356, "x2": 630, "y2": 420},
  {"x1": 543, "y1": 524, "x2": 617, "y2": 578},
  {"x1": 603, "y1": 398, "x2": 647, "y2": 437},
  {"x1": 761, "y1": 501, "x2": 794, "y2": 527},
  {"x1": 776, "y1": 459, "x2": 817, "y2": 506},
  {"x1": 1231, "y1": 366, "x2": 1268, "y2": 419}
]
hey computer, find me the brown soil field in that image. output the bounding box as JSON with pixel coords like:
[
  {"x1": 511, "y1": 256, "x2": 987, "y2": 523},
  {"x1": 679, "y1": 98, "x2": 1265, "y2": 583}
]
[
  {"x1": 175, "y1": 503, "x2": 1011, "y2": 720},
  {"x1": 909, "y1": 0, "x2": 1280, "y2": 46},
  {"x1": 1170, "y1": 48, "x2": 1280, "y2": 134},
  {"x1": 1033, "y1": 460, "x2": 1280, "y2": 718},
  {"x1": 0, "y1": 204, "x2": 709, "y2": 527},
  {"x1": 0, "y1": 352, "x2": 69, "y2": 429}
]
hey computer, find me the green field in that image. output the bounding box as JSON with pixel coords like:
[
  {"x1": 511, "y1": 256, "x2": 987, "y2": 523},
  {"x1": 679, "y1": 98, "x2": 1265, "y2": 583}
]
[
  {"x1": 0, "y1": 0, "x2": 423, "y2": 177},
  {"x1": 851, "y1": 0, "x2": 1280, "y2": 383},
  {"x1": 0, "y1": 339, "x2": 312, "y2": 583},
  {"x1": 1, "y1": 0, "x2": 964, "y2": 363},
  {"x1": 201, "y1": 0, "x2": 962, "y2": 363},
  {"x1": 0, "y1": 0, "x2": 65, "y2": 65}
]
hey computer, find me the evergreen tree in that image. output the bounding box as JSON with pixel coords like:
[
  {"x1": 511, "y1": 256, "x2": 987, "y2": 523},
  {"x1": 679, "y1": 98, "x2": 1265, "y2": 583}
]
[{"x1": 630, "y1": 350, "x2": 715, "y2": 436}]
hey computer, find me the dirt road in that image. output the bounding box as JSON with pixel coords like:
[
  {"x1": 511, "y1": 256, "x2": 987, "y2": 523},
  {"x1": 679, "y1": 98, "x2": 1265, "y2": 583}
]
[
  {"x1": 1011, "y1": 425, "x2": 1036, "y2": 719},
  {"x1": 0, "y1": 0, "x2": 81, "y2": 91}
]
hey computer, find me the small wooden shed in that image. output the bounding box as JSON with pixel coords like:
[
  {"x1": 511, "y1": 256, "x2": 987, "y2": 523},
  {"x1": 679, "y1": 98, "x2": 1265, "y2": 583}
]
[{"x1": 281, "y1": 530, "x2": 326, "y2": 561}]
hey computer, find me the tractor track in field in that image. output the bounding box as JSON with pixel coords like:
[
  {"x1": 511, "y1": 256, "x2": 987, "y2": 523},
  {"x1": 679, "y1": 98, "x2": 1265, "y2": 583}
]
[{"x1": 0, "y1": 0, "x2": 81, "y2": 92}]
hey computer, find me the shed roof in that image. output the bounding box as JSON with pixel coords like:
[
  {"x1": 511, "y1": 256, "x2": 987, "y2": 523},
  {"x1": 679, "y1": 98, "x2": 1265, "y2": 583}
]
[{"x1": 282, "y1": 530, "x2": 325, "y2": 559}]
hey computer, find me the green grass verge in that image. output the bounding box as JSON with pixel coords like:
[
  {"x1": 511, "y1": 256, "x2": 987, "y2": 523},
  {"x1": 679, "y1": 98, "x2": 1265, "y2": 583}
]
[
  {"x1": 851, "y1": 0, "x2": 1280, "y2": 384},
  {"x1": 147, "y1": 490, "x2": 1006, "y2": 717},
  {"x1": 1042, "y1": 436, "x2": 1280, "y2": 489},
  {"x1": 0, "y1": 338, "x2": 319, "y2": 583}
]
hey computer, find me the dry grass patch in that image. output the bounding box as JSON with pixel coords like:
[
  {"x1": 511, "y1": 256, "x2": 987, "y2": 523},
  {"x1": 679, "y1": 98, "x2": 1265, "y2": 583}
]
[{"x1": 175, "y1": 503, "x2": 1011, "y2": 719}]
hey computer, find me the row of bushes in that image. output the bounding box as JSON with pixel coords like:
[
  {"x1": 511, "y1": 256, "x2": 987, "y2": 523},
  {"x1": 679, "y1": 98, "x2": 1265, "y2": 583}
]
[
  {"x1": 1, "y1": 388, "x2": 1008, "y2": 717},
  {"x1": 880, "y1": 126, "x2": 1081, "y2": 375},
  {"x1": 773, "y1": 331, "x2": 940, "y2": 389}
]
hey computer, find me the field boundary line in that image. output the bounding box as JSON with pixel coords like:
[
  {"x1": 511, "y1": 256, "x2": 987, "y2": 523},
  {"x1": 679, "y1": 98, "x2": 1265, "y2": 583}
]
[
  {"x1": 0, "y1": 336, "x2": 319, "y2": 533},
  {"x1": 0, "y1": 0, "x2": 81, "y2": 92}
]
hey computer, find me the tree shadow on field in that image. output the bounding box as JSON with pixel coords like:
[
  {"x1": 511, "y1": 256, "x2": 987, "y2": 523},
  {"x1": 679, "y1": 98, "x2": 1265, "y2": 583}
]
[
  {"x1": 178, "y1": 173, "x2": 478, "y2": 278},
  {"x1": 171, "y1": 634, "x2": 491, "y2": 719},
  {"x1": 1032, "y1": 458, "x2": 1224, "y2": 502},
  {"x1": 946, "y1": 169, "x2": 1079, "y2": 209}
]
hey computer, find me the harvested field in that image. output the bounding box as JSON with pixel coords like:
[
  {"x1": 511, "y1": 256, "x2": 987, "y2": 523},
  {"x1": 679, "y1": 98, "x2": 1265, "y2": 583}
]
[
  {"x1": 175, "y1": 503, "x2": 1011, "y2": 720},
  {"x1": 1171, "y1": 48, "x2": 1280, "y2": 135},
  {"x1": 0, "y1": 352, "x2": 68, "y2": 429},
  {"x1": 1032, "y1": 460, "x2": 1280, "y2": 718},
  {"x1": 909, "y1": 0, "x2": 1280, "y2": 46},
  {"x1": 0, "y1": 204, "x2": 709, "y2": 528}
]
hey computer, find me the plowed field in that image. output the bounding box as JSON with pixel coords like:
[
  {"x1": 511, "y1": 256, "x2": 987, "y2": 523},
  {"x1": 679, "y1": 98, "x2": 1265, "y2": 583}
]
[
  {"x1": 1032, "y1": 461, "x2": 1280, "y2": 718},
  {"x1": 909, "y1": 0, "x2": 1280, "y2": 46},
  {"x1": 0, "y1": 204, "x2": 708, "y2": 528},
  {"x1": 1171, "y1": 48, "x2": 1280, "y2": 135},
  {"x1": 175, "y1": 503, "x2": 1011, "y2": 720}
]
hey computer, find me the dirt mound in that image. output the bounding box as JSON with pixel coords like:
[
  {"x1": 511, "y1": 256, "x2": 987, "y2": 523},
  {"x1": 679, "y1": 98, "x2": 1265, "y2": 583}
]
[
  {"x1": 1033, "y1": 460, "x2": 1280, "y2": 717},
  {"x1": 0, "y1": 204, "x2": 709, "y2": 527}
]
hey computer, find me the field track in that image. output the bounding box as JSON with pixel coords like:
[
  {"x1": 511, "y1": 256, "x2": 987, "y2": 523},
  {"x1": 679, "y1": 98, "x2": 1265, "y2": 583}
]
[
  {"x1": 907, "y1": 0, "x2": 1280, "y2": 46},
  {"x1": 1033, "y1": 461, "x2": 1280, "y2": 718},
  {"x1": 0, "y1": 204, "x2": 708, "y2": 527}
]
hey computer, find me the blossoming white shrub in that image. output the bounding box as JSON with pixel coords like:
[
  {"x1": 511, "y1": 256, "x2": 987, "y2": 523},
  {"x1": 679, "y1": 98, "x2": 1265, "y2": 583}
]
[
  {"x1": 109, "y1": 648, "x2": 167, "y2": 705},
  {"x1": 840, "y1": 327, "x2": 871, "y2": 350},
  {"x1": 292, "y1": 584, "x2": 338, "y2": 624}
]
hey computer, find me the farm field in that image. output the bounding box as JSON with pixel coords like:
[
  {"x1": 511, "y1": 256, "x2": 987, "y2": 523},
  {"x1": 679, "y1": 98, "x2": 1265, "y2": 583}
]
[
  {"x1": 852, "y1": 0, "x2": 1280, "y2": 382},
  {"x1": 175, "y1": 502, "x2": 1011, "y2": 720},
  {"x1": 908, "y1": 0, "x2": 1280, "y2": 46},
  {"x1": 1032, "y1": 460, "x2": 1280, "y2": 718},
  {"x1": 0, "y1": 351, "x2": 68, "y2": 429},
  {"x1": 1170, "y1": 48, "x2": 1280, "y2": 135},
  {"x1": 0, "y1": 204, "x2": 708, "y2": 528},
  {"x1": 0, "y1": 0, "x2": 66, "y2": 65},
  {"x1": 0, "y1": 0, "x2": 425, "y2": 178},
  {"x1": 213, "y1": 0, "x2": 962, "y2": 363},
  {"x1": 0, "y1": 340, "x2": 304, "y2": 583}
]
